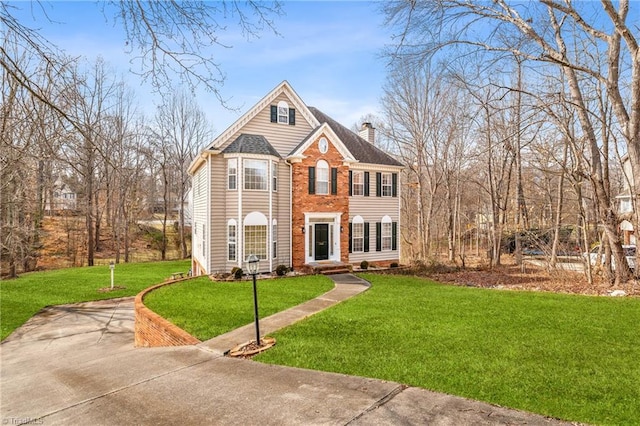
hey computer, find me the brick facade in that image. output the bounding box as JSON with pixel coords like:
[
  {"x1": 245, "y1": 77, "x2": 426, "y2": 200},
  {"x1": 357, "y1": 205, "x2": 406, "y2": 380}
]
[
  {"x1": 134, "y1": 279, "x2": 201, "y2": 347},
  {"x1": 291, "y1": 134, "x2": 350, "y2": 270}
]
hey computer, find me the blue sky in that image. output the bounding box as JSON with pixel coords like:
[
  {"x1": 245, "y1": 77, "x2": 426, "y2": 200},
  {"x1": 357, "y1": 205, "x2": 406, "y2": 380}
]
[{"x1": 11, "y1": 1, "x2": 393, "y2": 135}]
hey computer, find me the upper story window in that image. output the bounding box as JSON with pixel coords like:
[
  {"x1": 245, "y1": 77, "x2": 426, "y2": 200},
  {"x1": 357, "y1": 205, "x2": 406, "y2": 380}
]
[
  {"x1": 382, "y1": 173, "x2": 393, "y2": 197},
  {"x1": 352, "y1": 171, "x2": 364, "y2": 196},
  {"x1": 270, "y1": 101, "x2": 296, "y2": 125},
  {"x1": 376, "y1": 172, "x2": 398, "y2": 197},
  {"x1": 244, "y1": 159, "x2": 268, "y2": 191},
  {"x1": 278, "y1": 101, "x2": 289, "y2": 124},
  {"x1": 228, "y1": 158, "x2": 237, "y2": 190},
  {"x1": 316, "y1": 160, "x2": 329, "y2": 195},
  {"x1": 272, "y1": 162, "x2": 278, "y2": 192}
]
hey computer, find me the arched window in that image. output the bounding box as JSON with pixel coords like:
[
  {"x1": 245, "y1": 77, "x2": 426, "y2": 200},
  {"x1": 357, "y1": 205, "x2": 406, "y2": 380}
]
[
  {"x1": 316, "y1": 160, "x2": 329, "y2": 195},
  {"x1": 227, "y1": 219, "x2": 237, "y2": 261},
  {"x1": 277, "y1": 101, "x2": 289, "y2": 124},
  {"x1": 244, "y1": 212, "x2": 268, "y2": 260}
]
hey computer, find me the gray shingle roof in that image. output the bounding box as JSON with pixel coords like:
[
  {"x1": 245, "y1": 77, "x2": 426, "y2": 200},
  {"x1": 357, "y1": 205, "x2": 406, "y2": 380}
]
[
  {"x1": 307, "y1": 107, "x2": 403, "y2": 167},
  {"x1": 222, "y1": 134, "x2": 281, "y2": 158}
]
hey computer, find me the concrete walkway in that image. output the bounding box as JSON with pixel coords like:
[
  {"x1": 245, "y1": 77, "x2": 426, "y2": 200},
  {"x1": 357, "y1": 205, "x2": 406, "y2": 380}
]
[{"x1": 1, "y1": 274, "x2": 569, "y2": 425}]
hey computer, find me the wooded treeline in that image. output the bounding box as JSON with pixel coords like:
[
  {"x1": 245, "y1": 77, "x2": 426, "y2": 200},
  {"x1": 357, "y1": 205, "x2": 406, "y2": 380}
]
[
  {"x1": 1, "y1": 50, "x2": 211, "y2": 276},
  {"x1": 1, "y1": 1, "x2": 285, "y2": 277},
  {"x1": 376, "y1": 0, "x2": 638, "y2": 286}
]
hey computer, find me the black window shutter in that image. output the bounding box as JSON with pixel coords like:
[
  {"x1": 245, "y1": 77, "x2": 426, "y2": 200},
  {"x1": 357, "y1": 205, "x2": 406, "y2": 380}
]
[
  {"x1": 308, "y1": 166, "x2": 315, "y2": 194},
  {"x1": 364, "y1": 223, "x2": 370, "y2": 252},
  {"x1": 289, "y1": 108, "x2": 296, "y2": 125},
  {"x1": 376, "y1": 172, "x2": 382, "y2": 197},
  {"x1": 392, "y1": 222, "x2": 398, "y2": 251},
  {"x1": 348, "y1": 223, "x2": 353, "y2": 253},
  {"x1": 376, "y1": 222, "x2": 382, "y2": 251},
  {"x1": 270, "y1": 105, "x2": 277, "y2": 123},
  {"x1": 392, "y1": 173, "x2": 398, "y2": 197},
  {"x1": 331, "y1": 168, "x2": 338, "y2": 195},
  {"x1": 349, "y1": 171, "x2": 353, "y2": 196},
  {"x1": 364, "y1": 172, "x2": 370, "y2": 197}
]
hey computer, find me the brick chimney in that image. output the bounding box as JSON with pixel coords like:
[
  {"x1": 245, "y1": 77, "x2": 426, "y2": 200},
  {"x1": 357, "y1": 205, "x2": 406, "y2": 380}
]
[{"x1": 358, "y1": 122, "x2": 375, "y2": 144}]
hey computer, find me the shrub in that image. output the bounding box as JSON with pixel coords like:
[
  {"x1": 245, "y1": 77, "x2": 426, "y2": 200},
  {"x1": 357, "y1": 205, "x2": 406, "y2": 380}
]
[
  {"x1": 230, "y1": 267, "x2": 243, "y2": 280},
  {"x1": 360, "y1": 260, "x2": 369, "y2": 270},
  {"x1": 275, "y1": 264, "x2": 289, "y2": 276},
  {"x1": 390, "y1": 262, "x2": 399, "y2": 268}
]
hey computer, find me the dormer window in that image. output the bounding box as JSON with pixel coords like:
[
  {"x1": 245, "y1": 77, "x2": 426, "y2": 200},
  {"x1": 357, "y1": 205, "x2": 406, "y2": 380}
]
[{"x1": 270, "y1": 101, "x2": 296, "y2": 125}]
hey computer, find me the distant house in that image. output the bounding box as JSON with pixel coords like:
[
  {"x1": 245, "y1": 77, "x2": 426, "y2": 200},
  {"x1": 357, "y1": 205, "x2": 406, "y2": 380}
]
[
  {"x1": 46, "y1": 177, "x2": 78, "y2": 214},
  {"x1": 188, "y1": 81, "x2": 403, "y2": 275}
]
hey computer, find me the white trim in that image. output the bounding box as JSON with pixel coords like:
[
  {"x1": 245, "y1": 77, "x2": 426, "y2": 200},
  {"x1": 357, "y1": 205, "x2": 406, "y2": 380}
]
[
  {"x1": 289, "y1": 162, "x2": 293, "y2": 270},
  {"x1": 269, "y1": 161, "x2": 273, "y2": 271},
  {"x1": 349, "y1": 163, "x2": 403, "y2": 172},
  {"x1": 237, "y1": 158, "x2": 243, "y2": 268},
  {"x1": 244, "y1": 211, "x2": 268, "y2": 226},
  {"x1": 286, "y1": 123, "x2": 357, "y2": 163},
  {"x1": 303, "y1": 212, "x2": 342, "y2": 264},
  {"x1": 206, "y1": 156, "x2": 212, "y2": 273}
]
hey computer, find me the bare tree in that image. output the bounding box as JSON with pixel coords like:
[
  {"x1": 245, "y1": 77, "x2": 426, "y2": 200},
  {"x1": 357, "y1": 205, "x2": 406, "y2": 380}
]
[
  {"x1": 385, "y1": 0, "x2": 639, "y2": 284},
  {"x1": 154, "y1": 92, "x2": 212, "y2": 259}
]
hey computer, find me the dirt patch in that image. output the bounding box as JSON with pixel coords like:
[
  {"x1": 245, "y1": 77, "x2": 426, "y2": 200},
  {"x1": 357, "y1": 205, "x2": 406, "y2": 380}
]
[{"x1": 394, "y1": 256, "x2": 639, "y2": 297}]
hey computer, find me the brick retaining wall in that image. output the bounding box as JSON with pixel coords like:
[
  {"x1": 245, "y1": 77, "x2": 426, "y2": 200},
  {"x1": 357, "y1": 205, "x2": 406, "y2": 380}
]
[{"x1": 134, "y1": 279, "x2": 201, "y2": 348}]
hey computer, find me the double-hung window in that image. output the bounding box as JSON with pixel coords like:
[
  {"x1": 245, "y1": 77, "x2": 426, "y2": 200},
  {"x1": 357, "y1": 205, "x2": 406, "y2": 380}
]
[
  {"x1": 381, "y1": 222, "x2": 392, "y2": 251},
  {"x1": 352, "y1": 171, "x2": 364, "y2": 196},
  {"x1": 381, "y1": 173, "x2": 392, "y2": 197},
  {"x1": 272, "y1": 162, "x2": 278, "y2": 192},
  {"x1": 352, "y1": 216, "x2": 364, "y2": 253},
  {"x1": 227, "y1": 220, "x2": 237, "y2": 261},
  {"x1": 316, "y1": 160, "x2": 329, "y2": 195},
  {"x1": 228, "y1": 159, "x2": 237, "y2": 190},
  {"x1": 244, "y1": 159, "x2": 268, "y2": 190}
]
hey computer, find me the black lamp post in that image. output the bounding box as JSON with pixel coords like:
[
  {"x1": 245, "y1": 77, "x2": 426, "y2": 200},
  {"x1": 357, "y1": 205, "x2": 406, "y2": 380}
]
[{"x1": 246, "y1": 254, "x2": 261, "y2": 347}]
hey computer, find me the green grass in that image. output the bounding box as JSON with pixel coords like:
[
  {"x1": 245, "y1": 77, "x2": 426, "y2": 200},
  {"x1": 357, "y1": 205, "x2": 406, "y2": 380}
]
[
  {"x1": 0, "y1": 260, "x2": 190, "y2": 340},
  {"x1": 255, "y1": 273, "x2": 640, "y2": 425},
  {"x1": 143, "y1": 275, "x2": 334, "y2": 341}
]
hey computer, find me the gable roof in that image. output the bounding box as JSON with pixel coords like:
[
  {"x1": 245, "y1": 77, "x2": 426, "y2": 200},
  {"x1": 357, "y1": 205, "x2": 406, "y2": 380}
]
[
  {"x1": 222, "y1": 134, "x2": 281, "y2": 158},
  {"x1": 308, "y1": 107, "x2": 403, "y2": 167},
  {"x1": 287, "y1": 123, "x2": 357, "y2": 163},
  {"x1": 208, "y1": 81, "x2": 319, "y2": 151}
]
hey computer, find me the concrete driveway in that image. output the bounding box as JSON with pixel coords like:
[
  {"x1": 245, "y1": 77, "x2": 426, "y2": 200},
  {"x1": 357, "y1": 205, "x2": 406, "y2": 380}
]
[{"x1": 1, "y1": 279, "x2": 571, "y2": 425}]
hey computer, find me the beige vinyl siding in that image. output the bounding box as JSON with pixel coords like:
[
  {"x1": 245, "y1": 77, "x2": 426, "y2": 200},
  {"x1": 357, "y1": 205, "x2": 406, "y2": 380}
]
[
  {"x1": 210, "y1": 156, "x2": 227, "y2": 273},
  {"x1": 274, "y1": 161, "x2": 292, "y2": 268},
  {"x1": 192, "y1": 162, "x2": 208, "y2": 271},
  {"x1": 349, "y1": 165, "x2": 401, "y2": 264},
  {"x1": 221, "y1": 93, "x2": 314, "y2": 158}
]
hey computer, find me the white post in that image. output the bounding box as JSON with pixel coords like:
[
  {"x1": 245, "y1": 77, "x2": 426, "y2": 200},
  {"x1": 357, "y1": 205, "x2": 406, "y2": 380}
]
[{"x1": 109, "y1": 261, "x2": 115, "y2": 290}]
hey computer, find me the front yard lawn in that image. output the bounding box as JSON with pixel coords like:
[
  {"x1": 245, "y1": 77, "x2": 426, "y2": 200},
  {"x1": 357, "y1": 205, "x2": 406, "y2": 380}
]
[
  {"x1": 0, "y1": 260, "x2": 191, "y2": 340},
  {"x1": 255, "y1": 273, "x2": 640, "y2": 425},
  {"x1": 143, "y1": 275, "x2": 334, "y2": 341}
]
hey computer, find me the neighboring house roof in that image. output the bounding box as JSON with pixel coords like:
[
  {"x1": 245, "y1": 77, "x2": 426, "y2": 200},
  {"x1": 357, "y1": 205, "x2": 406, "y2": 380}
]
[
  {"x1": 222, "y1": 134, "x2": 281, "y2": 158},
  {"x1": 307, "y1": 107, "x2": 403, "y2": 167}
]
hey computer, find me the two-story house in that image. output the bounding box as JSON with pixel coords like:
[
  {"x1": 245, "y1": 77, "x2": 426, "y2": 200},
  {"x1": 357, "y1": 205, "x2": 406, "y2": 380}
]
[{"x1": 188, "y1": 81, "x2": 403, "y2": 275}]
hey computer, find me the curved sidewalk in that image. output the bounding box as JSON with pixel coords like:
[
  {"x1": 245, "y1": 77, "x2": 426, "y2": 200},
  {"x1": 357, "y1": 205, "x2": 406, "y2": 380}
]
[
  {"x1": 0, "y1": 274, "x2": 569, "y2": 425},
  {"x1": 199, "y1": 273, "x2": 370, "y2": 355}
]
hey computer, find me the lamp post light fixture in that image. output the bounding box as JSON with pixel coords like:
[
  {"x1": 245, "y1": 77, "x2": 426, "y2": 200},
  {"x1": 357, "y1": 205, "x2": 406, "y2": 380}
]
[
  {"x1": 246, "y1": 254, "x2": 261, "y2": 347},
  {"x1": 109, "y1": 261, "x2": 115, "y2": 290}
]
